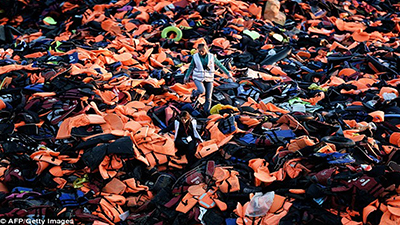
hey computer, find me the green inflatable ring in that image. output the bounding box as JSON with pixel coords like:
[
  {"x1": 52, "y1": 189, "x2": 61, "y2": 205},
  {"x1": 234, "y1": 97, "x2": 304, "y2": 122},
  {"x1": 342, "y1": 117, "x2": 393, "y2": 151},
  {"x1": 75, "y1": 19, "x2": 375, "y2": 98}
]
[{"x1": 161, "y1": 26, "x2": 183, "y2": 42}]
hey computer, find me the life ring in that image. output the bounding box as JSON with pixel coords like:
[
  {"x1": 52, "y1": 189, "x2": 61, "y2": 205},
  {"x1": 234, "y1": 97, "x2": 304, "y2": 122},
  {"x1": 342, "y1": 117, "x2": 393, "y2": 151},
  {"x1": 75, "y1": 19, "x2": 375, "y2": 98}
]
[
  {"x1": 321, "y1": 136, "x2": 356, "y2": 149},
  {"x1": 161, "y1": 26, "x2": 183, "y2": 42}
]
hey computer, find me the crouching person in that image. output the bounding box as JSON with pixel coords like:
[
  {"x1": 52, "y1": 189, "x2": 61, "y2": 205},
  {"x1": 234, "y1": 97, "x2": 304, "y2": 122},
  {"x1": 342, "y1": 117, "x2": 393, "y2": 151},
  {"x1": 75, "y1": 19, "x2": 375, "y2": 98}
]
[{"x1": 159, "y1": 111, "x2": 203, "y2": 166}]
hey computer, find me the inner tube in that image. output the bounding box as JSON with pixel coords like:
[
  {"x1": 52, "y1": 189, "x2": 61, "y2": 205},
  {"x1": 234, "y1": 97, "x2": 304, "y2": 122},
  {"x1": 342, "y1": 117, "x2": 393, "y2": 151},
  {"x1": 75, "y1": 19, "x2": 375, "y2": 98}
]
[
  {"x1": 321, "y1": 136, "x2": 356, "y2": 149},
  {"x1": 161, "y1": 26, "x2": 183, "y2": 42},
  {"x1": 385, "y1": 114, "x2": 400, "y2": 118}
]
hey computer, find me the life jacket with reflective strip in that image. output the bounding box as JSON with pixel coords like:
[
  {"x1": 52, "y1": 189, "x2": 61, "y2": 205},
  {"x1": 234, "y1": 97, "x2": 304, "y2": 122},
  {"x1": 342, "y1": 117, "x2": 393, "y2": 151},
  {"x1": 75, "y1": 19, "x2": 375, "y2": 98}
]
[{"x1": 193, "y1": 53, "x2": 215, "y2": 82}]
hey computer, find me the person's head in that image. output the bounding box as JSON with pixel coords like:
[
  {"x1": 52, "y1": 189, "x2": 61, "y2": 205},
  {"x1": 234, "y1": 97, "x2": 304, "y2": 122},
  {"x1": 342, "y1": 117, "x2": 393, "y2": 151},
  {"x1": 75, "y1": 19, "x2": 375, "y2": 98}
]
[
  {"x1": 197, "y1": 43, "x2": 208, "y2": 56},
  {"x1": 179, "y1": 111, "x2": 192, "y2": 124}
]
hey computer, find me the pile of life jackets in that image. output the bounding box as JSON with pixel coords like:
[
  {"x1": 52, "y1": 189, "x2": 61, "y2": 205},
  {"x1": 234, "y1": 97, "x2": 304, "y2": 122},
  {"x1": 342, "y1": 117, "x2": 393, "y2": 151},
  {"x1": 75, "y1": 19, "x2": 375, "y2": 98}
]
[{"x1": 0, "y1": 0, "x2": 400, "y2": 224}]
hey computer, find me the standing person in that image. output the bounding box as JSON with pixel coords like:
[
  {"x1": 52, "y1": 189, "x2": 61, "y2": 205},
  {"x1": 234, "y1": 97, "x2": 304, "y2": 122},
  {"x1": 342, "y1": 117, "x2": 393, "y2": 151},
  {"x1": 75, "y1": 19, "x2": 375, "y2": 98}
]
[
  {"x1": 159, "y1": 111, "x2": 202, "y2": 165},
  {"x1": 184, "y1": 43, "x2": 235, "y2": 115}
]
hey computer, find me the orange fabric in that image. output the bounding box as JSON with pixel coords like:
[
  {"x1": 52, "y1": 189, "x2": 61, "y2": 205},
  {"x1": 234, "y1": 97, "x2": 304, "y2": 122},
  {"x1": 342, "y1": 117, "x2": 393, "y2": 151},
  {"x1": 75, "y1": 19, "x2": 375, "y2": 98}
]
[
  {"x1": 352, "y1": 30, "x2": 370, "y2": 42},
  {"x1": 0, "y1": 64, "x2": 40, "y2": 75},
  {"x1": 126, "y1": 191, "x2": 153, "y2": 207},
  {"x1": 235, "y1": 202, "x2": 263, "y2": 225},
  {"x1": 390, "y1": 132, "x2": 400, "y2": 147},
  {"x1": 144, "y1": 151, "x2": 169, "y2": 167},
  {"x1": 0, "y1": 182, "x2": 9, "y2": 193},
  {"x1": 381, "y1": 210, "x2": 400, "y2": 224},
  {"x1": 239, "y1": 116, "x2": 260, "y2": 127},
  {"x1": 386, "y1": 79, "x2": 400, "y2": 87},
  {"x1": 177, "y1": 19, "x2": 190, "y2": 28},
  {"x1": 369, "y1": 111, "x2": 384, "y2": 123},
  {"x1": 263, "y1": 103, "x2": 290, "y2": 114},
  {"x1": 196, "y1": 140, "x2": 219, "y2": 159},
  {"x1": 263, "y1": 65, "x2": 287, "y2": 76},
  {"x1": 188, "y1": 184, "x2": 206, "y2": 196},
  {"x1": 343, "y1": 120, "x2": 358, "y2": 128},
  {"x1": 208, "y1": 124, "x2": 234, "y2": 146},
  {"x1": 136, "y1": 11, "x2": 150, "y2": 23},
  {"x1": 124, "y1": 22, "x2": 137, "y2": 32},
  {"x1": 213, "y1": 38, "x2": 230, "y2": 49},
  {"x1": 137, "y1": 48, "x2": 154, "y2": 63},
  {"x1": 302, "y1": 92, "x2": 325, "y2": 105},
  {"x1": 339, "y1": 68, "x2": 358, "y2": 77},
  {"x1": 249, "y1": 158, "x2": 276, "y2": 186},
  {"x1": 154, "y1": 1, "x2": 172, "y2": 12},
  {"x1": 101, "y1": 19, "x2": 122, "y2": 35},
  {"x1": 198, "y1": 191, "x2": 216, "y2": 209},
  {"x1": 262, "y1": 201, "x2": 292, "y2": 224},
  {"x1": 56, "y1": 114, "x2": 106, "y2": 139},
  {"x1": 31, "y1": 149, "x2": 63, "y2": 165},
  {"x1": 335, "y1": 19, "x2": 366, "y2": 32},
  {"x1": 289, "y1": 189, "x2": 306, "y2": 194},
  {"x1": 49, "y1": 166, "x2": 66, "y2": 177},
  {"x1": 103, "y1": 113, "x2": 124, "y2": 132},
  {"x1": 383, "y1": 145, "x2": 397, "y2": 155},
  {"x1": 24, "y1": 52, "x2": 46, "y2": 58},
  {"x1": 297, "y1": 51, "x2": 311, "y2": 59},
  {"x1": 269, "y1": 194, "x2": 287, "y2": 213},
  {"x1": 0, "y1": 165, "x2": 7, "y2": 181},
  {"x1": 379, "y1": 87, "x2": 399, "y2": 99},
  {"x1": 54, "y1": 177, "x2": 67, "y2": 189},
  {"x1": 132, "y1": 24, "x2": 152, "y2": 36},
  {"x1": 114, "y1": 52, "x2": 132, "y2": 63},
  {"x1": 35, "y1": 161, "x2": 50, "y2": 175},
  {"x1": 276, "y1": 114, "x2": 308, "y2": 135},
  {"x1": 176, "y1": 193, "x2": 197, "y2": 213},
  {"x1": 343, "y1": 130, "x2": 365, "y2": 142},
  {"x1": 271, "y1": 168, "x2": 285, "y2": 181},
  {"x1": 93, "y1": 195, "x2": 125, "y2": 225},
  {"x1": 261, "y1": 44, "x2": 274, "y2": 50},
  {"x1": 215, "y1": 199, "x2": 228, "y2": 211},
  {"x1": 102, "y1": 178, "x2": 126, "y2": 195},
  {"x1": 99, "y1": 155, "x2": 123, "y2": 179},
  {"x1": 124, "y1": 121, "x2": 142, "y2": 133},
  {"x1": 94, "y1": 90, "x2": 118, "y2": 105},
  {"x1": 321, "y1": 76, "x2": 345, "y2": 88},
  {"x1": 123, "y1": 178, "x2": 149, "y2": 193},
  {"x1": 241, "y1": 97, "x2": 259, "y2": 111},
  {"x1": 347, "y1": 80, "x2": 368, "y2": 90},
  {"x1": 284, "y1": 158, "x2": 311, "y2": 179},
  {"x1": 0, "y1": 99, "x2": 6, "y2": 110},
  {"x1": 288, "y1": 135, "x2": 316, "y2": 152},
  {"x1": 249, "y1": 3, "x2": 262, "y2": 19},
  {"x1": 358, "y1": 78, "x2": 376, "y2": 86},
  {"x1": 219, "y1": 171, "x2": 240, "y2": 193},
  {"x1": 93, "y1": 221, "x2": 109, "y2": 225},
  {"x1": 341, "y1": 217, "x2": 363, "y2": 225},
  {"x1": 329, "y1": 41, "x2": 348, "y2": 52},
  {"x1": 213, "y1": 167, "x2": 230, "y2": 182},
  {"x1": 309, "y1": 27, "x2": 334, "y2": 35},
  {"x1": 133, "y1": 126, "x2": 176, "y2": 156}
]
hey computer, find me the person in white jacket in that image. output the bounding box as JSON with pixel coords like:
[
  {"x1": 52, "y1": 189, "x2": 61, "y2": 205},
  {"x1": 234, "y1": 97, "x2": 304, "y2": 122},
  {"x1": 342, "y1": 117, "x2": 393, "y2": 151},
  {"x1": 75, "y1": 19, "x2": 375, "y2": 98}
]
[
  {"x1": 159, "y1": 111, "x2": 202, "y2": 164},
  {"x1": 184, "y1": 43, "x2": 235, "y2": 114}
]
